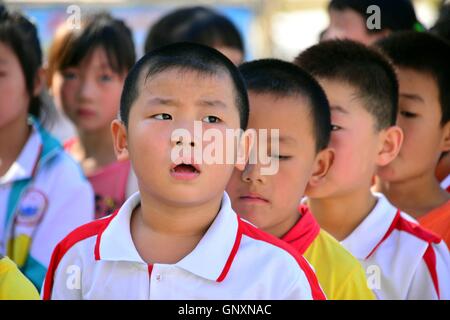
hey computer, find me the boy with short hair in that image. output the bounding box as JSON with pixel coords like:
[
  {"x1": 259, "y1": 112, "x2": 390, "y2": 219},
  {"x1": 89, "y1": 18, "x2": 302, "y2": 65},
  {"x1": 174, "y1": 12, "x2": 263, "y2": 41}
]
[
  {"x1": 42, "y1": 43, "x2": 325, "y2": 300},
  {"x1": 375, "y1": 31, "x2": 450, "y2": 248},
  {"x1": 295, "y1": 40, "x2": 450, "y2": 300},
  {"x1": 226, "y1": 59, "x2": 375, "y2": 300}
]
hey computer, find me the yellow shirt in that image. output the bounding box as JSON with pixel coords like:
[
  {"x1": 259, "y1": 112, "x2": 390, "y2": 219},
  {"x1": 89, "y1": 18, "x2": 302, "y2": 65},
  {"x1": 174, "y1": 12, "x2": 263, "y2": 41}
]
[
  {"x1": 282, "y1": 206, "x2": 376, "y2": 300},
  {"x1": 0, "y1": 256, "x2": 40, "y2": 300}
]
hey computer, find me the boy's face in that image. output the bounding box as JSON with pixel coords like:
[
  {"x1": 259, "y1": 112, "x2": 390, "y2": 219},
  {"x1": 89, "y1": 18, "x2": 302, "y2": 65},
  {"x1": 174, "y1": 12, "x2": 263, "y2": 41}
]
[
  {"x1": 54, "y1": 47, "x2": 125, "y2": 133},
  {"x1": 226, "y1": 92, "x2": 319, "y2": 236},
  {"x1": 323, "y1": 8, "x2": 385, "y2": 45},
  {"x1": 308, "y1": 79, "x2": 380, "y2": 198},
  {"x1": 377, "y1": 68, "x2": 450, "y2": 183},
  {"x1": 123, "y1": 68, "x2": 243, "y2": 207}
]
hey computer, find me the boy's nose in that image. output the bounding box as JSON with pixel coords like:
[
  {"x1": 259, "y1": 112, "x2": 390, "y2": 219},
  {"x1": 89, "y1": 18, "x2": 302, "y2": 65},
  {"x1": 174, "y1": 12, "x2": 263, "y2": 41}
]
[
  {"x1": 171, "y1": 121, "x2": 202, "y2": 148},
  {"x1": 175, "y1": 138, "x2": 195, "y2": 148},
  {"x1": 242, "y1": 163, "x2": 266, "y2": 185}
]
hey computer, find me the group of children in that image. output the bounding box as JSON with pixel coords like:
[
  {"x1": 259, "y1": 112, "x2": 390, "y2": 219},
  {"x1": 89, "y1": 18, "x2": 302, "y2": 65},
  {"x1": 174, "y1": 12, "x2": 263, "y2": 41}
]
[{"x1": 0, "y1": 1, "x2": 449, "y2": 300}]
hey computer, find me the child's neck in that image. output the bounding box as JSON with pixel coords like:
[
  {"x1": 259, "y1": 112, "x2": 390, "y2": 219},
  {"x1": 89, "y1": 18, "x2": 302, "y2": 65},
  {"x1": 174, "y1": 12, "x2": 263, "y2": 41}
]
[
  {"x1": 130, "y1": 192, "x2": 224, "y2": 265},
  {"x1": 0, "y1": 113, "x2": 31, "y2": 177},
  {"x1": 308, "y1": 187, "x2": 378, "y2": 241},
  {"x1": 73, "y1": 127, "x2": 117, "y2": 175},
  {"x1": 376, "y1": 173, "x2": 450, "y2": 219},
  {"x1": 264, "y1": 210, "x2": 301, "y2": 239}
]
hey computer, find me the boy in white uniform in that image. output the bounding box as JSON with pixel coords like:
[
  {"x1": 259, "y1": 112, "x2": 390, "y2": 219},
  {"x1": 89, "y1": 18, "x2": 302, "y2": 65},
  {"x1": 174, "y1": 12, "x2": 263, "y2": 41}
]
[
  {"x1": 295, "y1": 40, "x2": 450, "y2": 300},
  {"x1": 42, "y1": 43, "x2": 325, "y2": 300}
]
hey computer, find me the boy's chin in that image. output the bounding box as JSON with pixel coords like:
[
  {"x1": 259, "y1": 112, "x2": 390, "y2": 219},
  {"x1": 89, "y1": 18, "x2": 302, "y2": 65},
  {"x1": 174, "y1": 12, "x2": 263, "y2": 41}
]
[{"x1": 158, "y1": 188, "x2": 224, "y2": 207}]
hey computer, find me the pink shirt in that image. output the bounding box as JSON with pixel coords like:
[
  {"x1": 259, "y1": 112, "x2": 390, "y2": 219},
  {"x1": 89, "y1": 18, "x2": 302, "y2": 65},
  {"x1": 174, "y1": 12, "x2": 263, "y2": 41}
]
[
  {"x1": 88, "y1": 160, "x2": 131, "y2": 219},
  {"x1": 65, "y1": 139, "x2": 131, "y2": 219}
]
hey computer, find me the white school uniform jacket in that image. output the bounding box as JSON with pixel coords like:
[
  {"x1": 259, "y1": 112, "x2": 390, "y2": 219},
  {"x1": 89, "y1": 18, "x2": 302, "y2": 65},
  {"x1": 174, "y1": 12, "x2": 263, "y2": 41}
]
[
  {"x1": 42, "y1": 192, "x2": 326, "y2": 300},
  {"x1": 0, "y1": 117, "x2": 94, "y2": 290},
  {"x1": 340, "y1": 193, "x2": 450, "y2": 300}
]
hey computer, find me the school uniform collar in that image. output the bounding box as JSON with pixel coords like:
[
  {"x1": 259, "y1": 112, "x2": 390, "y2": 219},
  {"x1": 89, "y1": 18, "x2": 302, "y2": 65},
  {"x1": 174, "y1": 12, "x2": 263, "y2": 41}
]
[
  {"x1": 340, "y1": 192, "x2": 398, "y2": 260},
  {"x1": 0, "y1": 121, "x2": 41, "y2": 184},
  {"x1": 97, "y1": 191, "x2": 241, "y2": 282},
  {"x1": 0, "y1": 116, "x2": 62, "y2": 185},
  {"x1": 281, "y1": 205, "x2": 321, "y2": 255}
]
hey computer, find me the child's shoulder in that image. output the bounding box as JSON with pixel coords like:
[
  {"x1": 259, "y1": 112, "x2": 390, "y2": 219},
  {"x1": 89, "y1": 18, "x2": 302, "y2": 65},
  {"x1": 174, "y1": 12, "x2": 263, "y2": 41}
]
[
  {"x1": 0, "y1": 256, "x2": 40, "y2": 300},
  {"x1": 366, "y1": 197, "x2": 445, "y2": 266},
  {"x1": 239, "y1": 218, "x2": 305, "y2": 262},
  {"x1": 52, "y1": 213, "x2": 116, "y2": 260},
  {"x1": 238, "y1": 218, "x2": 319, "y2": 277},
  {"x1": 237, "y1": 218, "x2": 325, "y2": 299},
  {"x1": 309, "y1": 228, "x2": 363, "y2": 271}
]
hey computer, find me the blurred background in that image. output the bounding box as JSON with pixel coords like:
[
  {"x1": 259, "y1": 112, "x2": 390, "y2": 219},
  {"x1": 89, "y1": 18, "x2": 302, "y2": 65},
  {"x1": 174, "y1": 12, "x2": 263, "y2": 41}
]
[{"x1": 4, "y1": 0, "x2": 445, "y2": 62}]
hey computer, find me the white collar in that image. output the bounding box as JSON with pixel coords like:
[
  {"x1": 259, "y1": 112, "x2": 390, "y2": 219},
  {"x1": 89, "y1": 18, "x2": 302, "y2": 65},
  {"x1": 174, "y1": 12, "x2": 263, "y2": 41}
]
[
  {"x1": 0, "y1": 125, "x2": 41, "y2": 184},
  {"x1": 340, "y1": 193, "x2": 398, "y2": 260},
  {"x1": 97, "y1": 191, "x2": 241, "y2": 282}
]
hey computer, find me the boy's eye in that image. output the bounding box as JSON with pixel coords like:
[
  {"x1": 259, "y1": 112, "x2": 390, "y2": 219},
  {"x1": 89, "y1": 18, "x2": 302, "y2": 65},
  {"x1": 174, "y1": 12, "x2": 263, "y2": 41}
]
[
  {"x1": 271, "y1": 155, "x2": 291, "y2": 160},
  {"x1": 399, "y1": 111, "x2": 418, "y2": 118},
  {"x1": 331, "y1": 124, "x2": 342, "y2": 131},
  {"x1": 202, "y1": 116, "x2": 221, "y2": 123},
  {"x1": 152, "y1": 113, "x2": 172, "y2": 120}
]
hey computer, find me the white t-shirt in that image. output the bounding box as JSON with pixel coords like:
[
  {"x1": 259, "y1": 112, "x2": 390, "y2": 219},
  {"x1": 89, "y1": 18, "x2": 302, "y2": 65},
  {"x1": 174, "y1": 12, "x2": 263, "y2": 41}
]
[
  {"x1": 0, "y1": 120, "x2": 94, "y2": 290},
  {"x1": 43, "y1": 192, "x2": 326, "y2": 300},
  {"x1": 341, "y1": 193, "x2": 450, "y2": 300}
]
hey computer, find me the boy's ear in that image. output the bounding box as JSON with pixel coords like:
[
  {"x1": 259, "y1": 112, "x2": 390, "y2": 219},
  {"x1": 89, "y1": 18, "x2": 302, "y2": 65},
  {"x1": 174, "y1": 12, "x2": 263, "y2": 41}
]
[
  {"x1": 306, "y1": 147, "x2": 334, "y2": 190},
  {"x1": 111, "y1": 119, "x2": 129, "y2": 161},
  {"x1": 376, "y1": 125, "x2": 404, "y2": 166},
  {"x1": 33, "y1": 67, "x2": 46, "y2": 96},
  {"x1": 235, "y1": 129, "x2": 256, "y2": 171},
  {"x1": 440, "y1": 121, "x2": 450, "y2": 153}
]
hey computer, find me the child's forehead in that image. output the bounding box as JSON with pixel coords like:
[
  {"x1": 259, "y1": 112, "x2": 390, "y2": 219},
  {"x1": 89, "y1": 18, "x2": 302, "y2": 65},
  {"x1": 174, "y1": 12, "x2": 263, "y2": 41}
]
[
  {"x1": 248, "y1": 92, "x2": 314, "y2": 135},
  {"x1": 64, "y1": 46, "x2": 118, "y2": 72},
  {"x1": 249, "y1": 91, "x2": 311, "y2": 117},
  {"x1": 137, "y1": 67, "x2": 235, "y2": 97},
  {"x1": 319, "y1": 78, "x2": 366, "y2": 110}
]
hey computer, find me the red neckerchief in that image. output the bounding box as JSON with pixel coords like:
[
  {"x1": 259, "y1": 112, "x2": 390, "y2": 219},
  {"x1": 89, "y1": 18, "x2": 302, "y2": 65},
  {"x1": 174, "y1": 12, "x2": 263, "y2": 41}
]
[{"x1": 281, "y1": 205, "x2": 321, "y2": 255}]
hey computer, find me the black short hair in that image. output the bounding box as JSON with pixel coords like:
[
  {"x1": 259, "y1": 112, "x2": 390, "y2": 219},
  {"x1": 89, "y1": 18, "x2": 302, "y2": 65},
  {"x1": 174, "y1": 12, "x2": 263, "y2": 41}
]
[
  {"x1": 0, "y1": 6, "x2": 48, "y2": 122},
  {"x1": 294, "y1": 40, "x2": 398, "y2": 131},
  {"x1": 47, "y1": 12, "x2": 135, "y2": 82},
  {"x1": 376, "y1": 31, "x2": 450, "y2": 126},
  {"x1": 239, "y1": 59, "x2": 331, "y2": 152},
  {"x1": 144, "y1": 6, "x2": 244, "y2": 55},
  {"x1": 120, "y1": 42, "x2": 249, "y2": 129},
  {"x1": 329, "y1": 0, "x2": 422, "y2": 33}
]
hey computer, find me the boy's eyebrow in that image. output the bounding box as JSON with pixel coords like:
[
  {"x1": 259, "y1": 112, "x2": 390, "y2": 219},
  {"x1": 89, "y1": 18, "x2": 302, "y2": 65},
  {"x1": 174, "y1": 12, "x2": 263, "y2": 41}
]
[
  {"x1": 145, "y1": 97, "x2": 227, "y2": 108},
  {"x1": 278, "y1": 135, "x2": 297, "y2": 144},
  {"x1": 400, "y1": 93, "x2": 425, "y2": 104},
  {"x1": 146, "y1": 97, "x2": 180, "y2": 107},
  {"x1": 197, "y1": 99, "x2": 227, "y2": 109},
  {"x1": 330, "y1": 105, "x2": 349, "y2": 114}
]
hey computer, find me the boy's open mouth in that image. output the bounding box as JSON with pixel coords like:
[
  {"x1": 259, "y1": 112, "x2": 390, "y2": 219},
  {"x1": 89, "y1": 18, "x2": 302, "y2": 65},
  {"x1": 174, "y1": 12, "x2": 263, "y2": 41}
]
[
  {"x1": 170, "y1": 162, "x2": 201, "y2": 180},
  {"x1": 172, "y1": 163, "x2": 200, "y2": 173}
]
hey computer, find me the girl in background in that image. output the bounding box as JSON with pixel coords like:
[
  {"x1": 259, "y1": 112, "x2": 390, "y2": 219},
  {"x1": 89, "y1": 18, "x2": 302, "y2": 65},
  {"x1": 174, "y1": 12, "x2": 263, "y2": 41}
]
[
  {"x1": 47, "y1": 13, "x2": 138, "y2": 219},
  {"x1": 0, "y1": 6, "x2": 94, "y2": 290}
]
